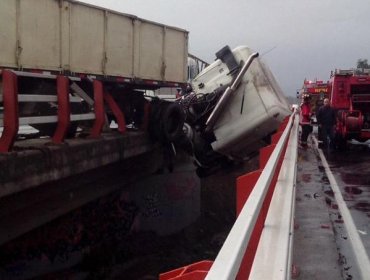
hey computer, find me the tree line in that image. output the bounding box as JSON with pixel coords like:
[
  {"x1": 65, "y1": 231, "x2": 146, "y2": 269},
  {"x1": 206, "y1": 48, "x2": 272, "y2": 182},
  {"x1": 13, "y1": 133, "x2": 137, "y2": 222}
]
[{"x1": 357, "y1": 59, "x2": 369, "y2": 69}]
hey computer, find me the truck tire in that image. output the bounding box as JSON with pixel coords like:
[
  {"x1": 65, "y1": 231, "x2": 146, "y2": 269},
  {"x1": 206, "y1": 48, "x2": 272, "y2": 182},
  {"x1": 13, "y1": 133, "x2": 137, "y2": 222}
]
[
  {"x1": 160, "y1": 103, "x2": 185, "y2": 143},
  {"x1": 149, "y1": 100, "x2": 185, "y2": 144}
]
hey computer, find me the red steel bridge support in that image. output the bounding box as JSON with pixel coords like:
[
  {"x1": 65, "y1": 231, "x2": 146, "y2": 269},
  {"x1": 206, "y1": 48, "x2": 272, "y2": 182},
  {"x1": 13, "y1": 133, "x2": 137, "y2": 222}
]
[{"x1": 0, "y1": 70, "x2": 128, "y2": 152}]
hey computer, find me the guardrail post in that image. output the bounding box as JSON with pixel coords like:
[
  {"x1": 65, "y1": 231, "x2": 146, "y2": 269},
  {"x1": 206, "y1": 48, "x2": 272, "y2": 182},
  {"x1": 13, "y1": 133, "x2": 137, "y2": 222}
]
[
  {"x1": 103, "y1": 91, "x2": 126, "y2": 134},
  {"x1": 90, "y1": 80, "x2": 105, "y2": 137},
  {"x1": 52, "y1": 75, "x2": 71, "y2": 144},
  {"x1": 0, "y1": 70, "x2": 19, "y2": 152}
]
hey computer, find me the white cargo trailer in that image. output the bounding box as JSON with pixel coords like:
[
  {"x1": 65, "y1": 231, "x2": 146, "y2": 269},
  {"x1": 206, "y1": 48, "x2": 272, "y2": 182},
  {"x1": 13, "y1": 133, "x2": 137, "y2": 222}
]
[
  {"x1": 0, "y1": 0, "x2": 189, "y2": 144},
  {"x1": 0, "y1": 0, "x2": 188, "y2": 83}
]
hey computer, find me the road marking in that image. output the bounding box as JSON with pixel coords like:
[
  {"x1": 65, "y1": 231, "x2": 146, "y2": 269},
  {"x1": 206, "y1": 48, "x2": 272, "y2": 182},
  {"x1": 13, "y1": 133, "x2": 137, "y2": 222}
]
[{"x1": 312, "y1": 136, "x2": 370, "y2": 278}]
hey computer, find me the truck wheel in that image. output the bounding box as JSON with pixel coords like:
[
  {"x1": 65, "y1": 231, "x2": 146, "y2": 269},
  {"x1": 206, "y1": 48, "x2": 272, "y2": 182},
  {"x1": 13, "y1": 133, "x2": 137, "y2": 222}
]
[{"x1": 160, "y1": 103, "x2": 185, "y2": 143}]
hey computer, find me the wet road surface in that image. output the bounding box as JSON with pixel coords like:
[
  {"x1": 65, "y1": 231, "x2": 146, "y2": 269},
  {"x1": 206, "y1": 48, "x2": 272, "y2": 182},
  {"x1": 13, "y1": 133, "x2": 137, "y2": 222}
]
[
  {"x1": 323, "y1": 144, "x2": 370, "y2": 255},
  {"x1": 294, "y1": 134, "x2": 370, "y2": 280}
]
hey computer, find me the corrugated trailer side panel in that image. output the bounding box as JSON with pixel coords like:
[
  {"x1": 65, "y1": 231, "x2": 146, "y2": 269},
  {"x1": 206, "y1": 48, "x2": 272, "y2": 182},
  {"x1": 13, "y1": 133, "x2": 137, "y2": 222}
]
[
  {"x1": 61, "y1": 0, "x2": 70, "y2": 71},
  {"x1": 20, "y1": 0, "x2": 61, "y2": 70},
  {"x1": 164, "y1": 28, "x2": 188, "y2": 83},
  {"x1": 106, "y1": 12, "x2": 134, "y2": 77},
  {"x1": 0, "y1": 0, "x2": 17, "y2": 68},
  {"x1": 0, "y1": 0, "x2": 188, "y2": 83},
  {"x1": 69, "y1": 3, "x2": 105, "y2": 74},
  {"x1": 137, "y1": 22, "x2": 164, "y2": 80}
]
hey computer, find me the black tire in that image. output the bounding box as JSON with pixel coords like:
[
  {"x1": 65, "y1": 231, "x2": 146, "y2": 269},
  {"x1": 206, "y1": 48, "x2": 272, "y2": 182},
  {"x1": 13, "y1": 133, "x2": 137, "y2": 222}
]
[{"x1": 160, "y1": 103, "x2": 185, "y2": 143}]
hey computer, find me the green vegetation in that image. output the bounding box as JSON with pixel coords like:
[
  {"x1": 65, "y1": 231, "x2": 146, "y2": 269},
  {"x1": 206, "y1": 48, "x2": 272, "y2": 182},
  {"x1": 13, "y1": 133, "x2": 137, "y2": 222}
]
[{"x1": 357, "y1": 59, "x2": 369, "y2": 69}]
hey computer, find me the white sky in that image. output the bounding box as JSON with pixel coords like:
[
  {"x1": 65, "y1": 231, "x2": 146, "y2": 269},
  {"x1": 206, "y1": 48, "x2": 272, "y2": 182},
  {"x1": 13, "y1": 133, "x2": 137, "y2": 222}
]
[{"x1": 80, "y1": 0, "x2": 370, "y2": 97}]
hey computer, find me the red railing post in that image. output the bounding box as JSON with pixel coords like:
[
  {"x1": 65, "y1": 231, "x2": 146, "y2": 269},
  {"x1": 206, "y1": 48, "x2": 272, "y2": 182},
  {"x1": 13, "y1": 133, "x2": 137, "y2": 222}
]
[
  {"x1": 90, "y1": 80, "x2": 105, "y2": 137},
  {"x1": 0, "y1": 70, "x2": 19, "y2": 152},
  {"x1": 103, "y1": 91, "x2": 126, "y2": 134},
  {"x1": 52, "y1": 75, "x2": 71, "y2": 144}
]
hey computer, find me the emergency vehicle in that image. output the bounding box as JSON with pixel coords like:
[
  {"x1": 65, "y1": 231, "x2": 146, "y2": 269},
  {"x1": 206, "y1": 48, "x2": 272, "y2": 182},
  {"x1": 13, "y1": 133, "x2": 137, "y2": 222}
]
[
  {"x1": 328, "y1": 69, "x2": 370, "y2": 145},
  {"x1": 298, "y1": 79, "x2": 329, "y2": 117}
]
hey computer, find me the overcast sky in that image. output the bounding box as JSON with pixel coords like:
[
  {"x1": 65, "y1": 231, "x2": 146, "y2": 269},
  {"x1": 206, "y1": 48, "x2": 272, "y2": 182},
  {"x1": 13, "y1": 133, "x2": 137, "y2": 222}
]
[{"x1": 80, "y1": 0, "x2": 370, "y2": 97}]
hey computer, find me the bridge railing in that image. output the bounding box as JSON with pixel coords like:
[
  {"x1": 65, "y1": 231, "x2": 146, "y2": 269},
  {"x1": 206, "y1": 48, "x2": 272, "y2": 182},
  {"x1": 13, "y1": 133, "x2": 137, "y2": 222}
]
[
  {"x1": 160, "y1": 111, "x2": 299, "y2": 280},
  {"x1": 0, "y1": 69, "x2": 127, "y2": 152}
]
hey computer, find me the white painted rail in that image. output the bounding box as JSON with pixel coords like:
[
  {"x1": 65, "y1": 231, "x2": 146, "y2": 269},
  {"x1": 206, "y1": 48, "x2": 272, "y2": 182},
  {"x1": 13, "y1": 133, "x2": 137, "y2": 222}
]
[
  {"x1": 205, "y1": 112, "x2": 297, "y2": 280},
  {"x1": 249, "y1": 114, "x2": 298, "y2": 279}
]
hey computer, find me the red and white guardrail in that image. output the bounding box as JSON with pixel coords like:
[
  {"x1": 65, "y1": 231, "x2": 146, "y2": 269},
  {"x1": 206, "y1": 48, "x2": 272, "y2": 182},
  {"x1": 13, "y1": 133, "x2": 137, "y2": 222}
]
[{"x1": 160, "y1": 111, "x2": 298, "y2": 280}]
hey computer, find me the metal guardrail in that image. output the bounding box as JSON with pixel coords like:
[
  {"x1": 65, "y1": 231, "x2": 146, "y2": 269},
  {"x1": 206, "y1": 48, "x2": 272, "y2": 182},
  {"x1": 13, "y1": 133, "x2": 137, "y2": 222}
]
[
  {"x1": 249, "y1": 114, "x2": 298, "y2": 279},
  {"x1": 0, "y1": 69, "x2": 127, "y2": 152},
  {"x1": 205, "y1": 112, "x2": 296, "y2": 280}
]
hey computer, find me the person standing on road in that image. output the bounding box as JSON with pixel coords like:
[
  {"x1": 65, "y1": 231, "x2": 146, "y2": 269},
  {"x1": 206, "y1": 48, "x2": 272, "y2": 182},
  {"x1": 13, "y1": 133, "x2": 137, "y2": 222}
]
[
  {"x1": 316, "y1": 98, "x2": 336, "y2": 148},
  {"x1": 299, "y1": 94, "x2": 313, "y2": 148}
]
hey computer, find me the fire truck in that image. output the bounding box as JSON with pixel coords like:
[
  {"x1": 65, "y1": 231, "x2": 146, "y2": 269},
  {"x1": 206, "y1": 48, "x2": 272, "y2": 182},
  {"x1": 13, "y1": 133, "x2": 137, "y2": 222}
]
[
  {"x1": 298, "y1": 79, "x2": 329, "y2": 117},
  {"x1": 329, "y1": 69, "x2": 370, "y2": 145}
]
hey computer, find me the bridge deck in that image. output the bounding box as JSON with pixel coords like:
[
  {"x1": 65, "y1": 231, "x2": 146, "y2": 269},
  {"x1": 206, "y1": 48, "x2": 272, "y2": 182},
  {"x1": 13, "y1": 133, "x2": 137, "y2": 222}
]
[{"x1": 294, "y1": 140, "x2": 342, "y2": 279}]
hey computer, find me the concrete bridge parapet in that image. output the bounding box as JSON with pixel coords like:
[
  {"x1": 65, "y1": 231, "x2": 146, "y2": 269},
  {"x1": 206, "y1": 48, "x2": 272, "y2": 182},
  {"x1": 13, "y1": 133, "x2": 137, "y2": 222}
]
[{"x1": 0, "y1": 131, "x2": 155, "y2": 198}]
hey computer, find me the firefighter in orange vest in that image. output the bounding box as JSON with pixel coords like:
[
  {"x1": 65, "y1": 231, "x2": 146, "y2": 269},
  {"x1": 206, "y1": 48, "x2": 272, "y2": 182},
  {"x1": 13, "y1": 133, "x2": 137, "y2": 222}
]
[{"x1": 299, "y1": 94, "x2": 313, "y2": 148}]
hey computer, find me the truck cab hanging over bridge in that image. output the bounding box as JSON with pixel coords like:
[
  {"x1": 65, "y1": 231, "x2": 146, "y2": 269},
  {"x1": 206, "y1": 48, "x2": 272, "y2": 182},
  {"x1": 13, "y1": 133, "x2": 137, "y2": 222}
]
[{"x1": 175, "y1": 45, "x2": 291, "y2": 175}]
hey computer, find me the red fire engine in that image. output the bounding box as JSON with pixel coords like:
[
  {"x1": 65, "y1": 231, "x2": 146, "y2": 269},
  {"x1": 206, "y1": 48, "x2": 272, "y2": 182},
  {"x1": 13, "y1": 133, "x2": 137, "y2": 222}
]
[
  {"x1": 329, "y1": 69, "x2": 370, "y2": 144},
  {"x1": 298, "y1": 79, "x2": 329, "y2": 117}
]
